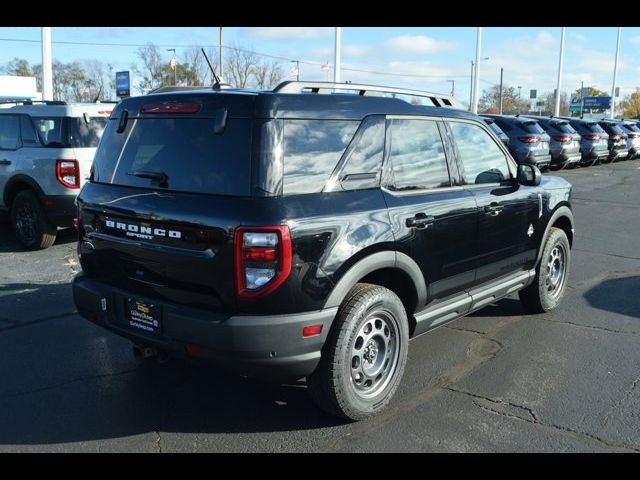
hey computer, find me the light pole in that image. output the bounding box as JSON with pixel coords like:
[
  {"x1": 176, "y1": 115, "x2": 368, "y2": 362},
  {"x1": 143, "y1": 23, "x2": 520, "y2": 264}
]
[
  {"x1": 498, "y1": 67, "x2": 504, "y2": 114},
  {"x1": 447, "y1": 79, "x2": 455, "y2": 97},
  {"x1": 610, "y1": 27, "x2": 622, "y2": 119},
  {"x1": 518, "y1": 85, "x2": 522, "y2": 113},
  {"x1": 469, "y1": 57, "x2": 489, "y2": 111},
  {"x1": 167, "y1": 48, "x2": 177, "y2": 86}
]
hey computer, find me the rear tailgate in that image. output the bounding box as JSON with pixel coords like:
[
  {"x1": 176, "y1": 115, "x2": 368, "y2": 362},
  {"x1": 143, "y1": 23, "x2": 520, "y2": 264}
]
[{"x1": 78, "y1": 93, "x2": 257, "y2": 311}]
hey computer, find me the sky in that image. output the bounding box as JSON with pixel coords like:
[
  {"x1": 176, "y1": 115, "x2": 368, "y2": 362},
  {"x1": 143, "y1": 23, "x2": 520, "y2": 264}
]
[{"x1": 0, "y1": 26, "x2": 638, "y2": 103}]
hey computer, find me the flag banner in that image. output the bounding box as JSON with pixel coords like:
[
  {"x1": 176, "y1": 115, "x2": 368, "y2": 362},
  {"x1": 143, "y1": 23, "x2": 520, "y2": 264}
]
[
  {"x1": 169, "y1": 58, "x2": 176, "y2": 70},
  {"x1": 321, "y1": 63, "x2": 329, "y2": 72},
  {"x1": 290, "y1": 66, "x2": 299, "y2": 77}
]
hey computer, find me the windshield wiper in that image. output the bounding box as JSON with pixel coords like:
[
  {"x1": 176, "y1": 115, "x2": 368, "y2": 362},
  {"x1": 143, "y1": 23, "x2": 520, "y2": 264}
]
[{"x1": 127, "y1": 170, "x2": 169, "y2": 187}]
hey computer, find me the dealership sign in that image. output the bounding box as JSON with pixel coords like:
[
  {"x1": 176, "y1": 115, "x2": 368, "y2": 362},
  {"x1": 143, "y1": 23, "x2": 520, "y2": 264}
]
[{"x1": 116, "y1": 71, "x2": 130, "y2": 97}]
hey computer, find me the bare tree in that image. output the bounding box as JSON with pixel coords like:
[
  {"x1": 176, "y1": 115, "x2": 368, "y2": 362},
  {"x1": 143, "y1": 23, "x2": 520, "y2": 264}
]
[
  {"x1": 182, "y1": 46, "x2": 217, "y2": 86},
  {"x1": 82, "y1": 59, "x2": 114, "y2": 101},
  {"x1": 252, "y1": 60, "x2": 283, "y2": 89},
  {"x1": 225, "y1": 45, "x2": 259, "y2": 88},
  {"x1": 134, "y1": 43, "x2": 166, "y2": 92}
]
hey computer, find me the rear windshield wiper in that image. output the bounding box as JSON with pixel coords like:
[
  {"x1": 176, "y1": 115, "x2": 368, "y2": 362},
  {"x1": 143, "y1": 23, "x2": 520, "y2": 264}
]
[{"x1": 127, "y1": 170, "x2": 169, "y2": 187}]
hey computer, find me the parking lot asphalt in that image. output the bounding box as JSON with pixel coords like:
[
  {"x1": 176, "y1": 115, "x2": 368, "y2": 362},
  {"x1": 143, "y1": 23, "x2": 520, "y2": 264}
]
[{"x1": 0, "y1": 161, "x2": 639, "y2": 452}]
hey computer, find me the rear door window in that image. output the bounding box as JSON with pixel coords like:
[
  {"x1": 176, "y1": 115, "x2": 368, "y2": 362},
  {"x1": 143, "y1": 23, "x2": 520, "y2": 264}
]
[
  {"x1": 92, "y1": 117, "x2": 252, "y2": 196},
  {"x1": 386, "y1": 118, "x2": 450, "y2": 191},
  {"x1": 337, "y1": 116, "x2": 385, "y2": 191},
  {"x1": 20, "y1": 116, "x2": 41, "y2": 146},
  {"x1": 68, "y1": 117, "x2": 108, "y2": 147}
]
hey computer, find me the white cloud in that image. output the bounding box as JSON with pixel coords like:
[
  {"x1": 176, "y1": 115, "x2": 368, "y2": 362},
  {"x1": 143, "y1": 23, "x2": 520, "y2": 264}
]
[
  {"x1": 242, "y1": 27, "x2": 333, "y2": 40},
  {"x1": 343, "y1": 44, "x2": 372, "y2": 58},
  {"x1": 569, "y1": 32, "x2": 587, "y2": 42},
  {"x1": 386, "y1": 35, "x2": 456, "y2": 55},
  {"x1": 629, "y1": 36, "x2": 640, "y2": 45}
]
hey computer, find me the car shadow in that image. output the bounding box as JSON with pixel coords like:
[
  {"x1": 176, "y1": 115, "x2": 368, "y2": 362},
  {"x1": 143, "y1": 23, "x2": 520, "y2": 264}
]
[
  {"x1": 0, "y1": 282, "x2": 345, "y2": 446},
  {"x1": 584, "y1": 275, "x2": 640, "y2": 319},
  {"x1": 0, "y1": 213, "x2": 76, "y2": 253},
  {"x1": 467, "y1": 297, "x2": 528, "y2": 317}
]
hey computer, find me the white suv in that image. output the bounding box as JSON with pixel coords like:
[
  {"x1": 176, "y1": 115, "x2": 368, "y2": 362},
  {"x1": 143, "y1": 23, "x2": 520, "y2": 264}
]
[{"x1": 0, "y1": 101, "x2": 112, "y2": 249}]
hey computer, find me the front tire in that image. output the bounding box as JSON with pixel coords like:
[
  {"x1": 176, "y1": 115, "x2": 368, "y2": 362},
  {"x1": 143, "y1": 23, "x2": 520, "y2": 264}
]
[
  {"x1": 307, "y1": 283, "x2": 409, "y2": 421},
  {"x1": 10, "y1": 190, "x2": 57, "y2": 250},
  {"x1": 519, "y1": 227, "x2": 570, "y2": 313}
]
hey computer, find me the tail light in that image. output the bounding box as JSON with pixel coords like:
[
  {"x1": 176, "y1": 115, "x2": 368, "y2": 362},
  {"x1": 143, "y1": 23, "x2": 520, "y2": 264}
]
[
  {"x1": 552, "y1": 135, "x2": 572, "y2": 142},
  {"x1": 56, "y1": 159, "x2": 80, "y2": 189},
  {"x1": 518, "y1": 136, "x2": 539, "y2": 143},
  {"x1": 628, "y1": 133, "x2": 640, "y2": 139},
  {"x1": 610, "y1": 134, "x2": 621, "y2": 141},
  {"x1": 235, "y1": 226, "x2": 292, "y2": 299},
  {"x1": 584, "y1": 134, "x2": 601, "y2": 140}
]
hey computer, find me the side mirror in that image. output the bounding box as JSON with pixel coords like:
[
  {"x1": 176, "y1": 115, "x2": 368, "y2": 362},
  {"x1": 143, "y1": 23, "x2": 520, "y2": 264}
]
[{"x1": 517, "y1": 163, "x2": 541, "y2": 186}]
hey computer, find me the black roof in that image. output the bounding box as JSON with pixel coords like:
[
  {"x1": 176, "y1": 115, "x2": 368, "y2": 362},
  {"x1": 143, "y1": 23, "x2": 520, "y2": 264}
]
[{"x1": 110, "y1": 88, "x2": 478, "y2": 122}]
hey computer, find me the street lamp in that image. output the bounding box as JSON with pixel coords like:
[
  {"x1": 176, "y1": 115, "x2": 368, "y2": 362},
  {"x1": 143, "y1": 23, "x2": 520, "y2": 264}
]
[
  {"x1": 167, "y1": 48, "x2": 177, "y2": 86},
  {"x1": 469, "y1": 57, "x2": 489, "y2": 111},
  {"x1": 518, "y1": 86, "x2": 522, "y2": 113}
]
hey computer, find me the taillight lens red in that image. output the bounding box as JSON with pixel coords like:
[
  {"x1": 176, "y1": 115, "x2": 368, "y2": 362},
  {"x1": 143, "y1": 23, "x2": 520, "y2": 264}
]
[
  {"x1": 628, "y1": 133, "x2": 640, "y2": 139},
  {"x1": 552, "y1": 135, "x2": 572, "y2": 142},
  {"x1": 56, "y1": 159, "x2": 80, "y2": 189},
  {"x1": 235, "y1": 226, "x2": 292, "y2": 299},
  {"x1": 610, "y1": 134, "x2": 621, "y2": 141},
  {"x1": 584, "y1": 134, "x2": 601, "y2": 140},
  {"x1": 141, "y1": 103, "x2": 201, "y2": 114},
  {"x1": 518, "y1": 136, "x2": 539, "y2": 143}
]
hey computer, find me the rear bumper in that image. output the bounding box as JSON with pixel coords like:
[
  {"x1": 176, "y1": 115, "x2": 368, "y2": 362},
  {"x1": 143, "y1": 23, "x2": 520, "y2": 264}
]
[
  {"x1": 72, "y1": 274, "x2": 337, "y2": 380},
  {"x1": 527, "y1": 155, "x2": 551, "y2": 169},
  {"x1": 43, "y1": 195, "x2": 76, "y2": 227},
  {"x1": 610, "y1": 149, "x2": 629, "y2": 160},
  {"x1": 551, "y1": 152, "x2": 581, "y2": 166},
  {"x1": 582, "y1": 149, "x2": 609, "y2": 162}
]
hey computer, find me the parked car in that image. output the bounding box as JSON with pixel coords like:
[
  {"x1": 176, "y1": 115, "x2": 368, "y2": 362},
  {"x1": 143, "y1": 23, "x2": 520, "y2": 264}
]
[
  {"x1": 597, "y1": 119, "x2": 629, "y2": 161},
  {"x1": 72, "y1": 81, "x2": 574, "y2": 420},
  {"x1": 482, "y1": 114, "x2": 552, "y2": 170},
  {"x1": 0, "y1": 101, "x2": 112, "y2": 249},
  {"x1": 521, "y1": 115, "x2": 581, "y2": 170},
  {"x1": 617, "y1": 120, "x2": 640, "y2": 159},
  {"x1": 480, "y1": 116, "x2": 509, "y2": 147},
  {"x1": 561, "y1": 117, "x2": 610, "y2": 166}
]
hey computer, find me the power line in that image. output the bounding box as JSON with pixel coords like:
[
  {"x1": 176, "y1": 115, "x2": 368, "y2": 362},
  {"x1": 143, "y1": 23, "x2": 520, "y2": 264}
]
[{"x1": 0, "y1": 36, "x2": 472, "y2": 81}]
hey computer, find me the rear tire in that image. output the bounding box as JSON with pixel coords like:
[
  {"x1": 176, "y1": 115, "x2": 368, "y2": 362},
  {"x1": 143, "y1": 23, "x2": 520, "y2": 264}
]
[
  {"x1": 307, "y1": 283, "x2": 409, "y2": 421},
  {"x1": 519, "y1": 227, "x2": 570, "y2": 313},
  {"x1": 10, "y1": 190, "x2": 57, "y2": 250}
]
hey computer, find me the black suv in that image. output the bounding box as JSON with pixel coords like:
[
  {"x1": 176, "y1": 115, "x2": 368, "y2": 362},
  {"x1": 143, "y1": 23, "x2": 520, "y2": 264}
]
[
  {"x1": 521, "y1": 115, "x2": 582, "y2": 170},
  {"x1": 73, "y1": 82, "x2": 574, "y2": 420}
]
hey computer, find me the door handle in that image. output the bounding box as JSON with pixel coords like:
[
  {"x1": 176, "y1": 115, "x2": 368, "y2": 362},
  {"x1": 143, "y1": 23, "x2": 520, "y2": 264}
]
[
  {"x1": 0, "y1": 159, "x2": 11, "y2": 166},
  {"x1": 484, "y1": 203, "x2": 504, "y2": 216},
  {"x1": 406, "y1": 213, "x2": 435, "y2": 229}
]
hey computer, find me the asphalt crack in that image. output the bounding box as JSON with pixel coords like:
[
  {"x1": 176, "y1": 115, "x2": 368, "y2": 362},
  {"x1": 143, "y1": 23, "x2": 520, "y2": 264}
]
[
  {"x1": 603, "y1": 374, "x2": 640, "y2": 428},
  {"x1": 534, "y1": 316, "x2": 640, "y2": 337},
  {"x1": 3, "y1": 368, "x2": 141, "y2": 399},
  {"x1": 0, "y1": 310, "x2": 78, "y2": 332},
  {"x1": 155, "y1": 431, "x2": 163, "y2": 453},
  {"x1": 446, "y1": 386, "x2": 640, "y2": 452}
]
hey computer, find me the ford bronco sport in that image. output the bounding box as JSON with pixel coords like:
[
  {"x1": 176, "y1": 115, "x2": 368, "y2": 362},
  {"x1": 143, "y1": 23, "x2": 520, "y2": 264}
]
[
  {"x1": 0, "y1": 101, "x2": 111, "y2": 249},
  {"x1": 72, "y1": 82, "x2": 574, "y2": 420}
]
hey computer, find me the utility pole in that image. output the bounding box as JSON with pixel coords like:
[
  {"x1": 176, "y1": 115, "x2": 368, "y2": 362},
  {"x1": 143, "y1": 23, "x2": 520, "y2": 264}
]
[
  {"x1": 167, "y1": 49, "x2": 177, "y2": 86},
  {"x1": 447, "y1": 80, "x2": 455, "y2": 97},
  {"x1": 610, "y1": 27, "x2": 622, "y2": 119},
  {"x1": 334, "y1": 27, "x2": 342, "y2": 83},
  {"x1": 580, "y1": 81, "x2": 584, "y2": 118},
  {"x1": 472, "y1": 27, "x2": 483, "y2": 114},
  {"x1": 41, "y1": 27, "x2": 53, "y2": 100},
  {"x1": 469, "y1": 61, "x2": 474, "y2": 111},
  {"x1": 518, "y1": 85, "x2": 522, "y2": 114},
  {"x1": 554, "y1": 27, "x2": 566, "y2": 117},
  {"x1": 219, "y1": 27, "x2": 224, "y2": 80},
  {"x1": 498, "y1": 67, "x2": 504, "y2": 114}
]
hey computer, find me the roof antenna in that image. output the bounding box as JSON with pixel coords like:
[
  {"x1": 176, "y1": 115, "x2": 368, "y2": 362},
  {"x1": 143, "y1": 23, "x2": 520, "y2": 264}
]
[{"x1": 201, "y1": 48, "x2": 222, "y2": 89}]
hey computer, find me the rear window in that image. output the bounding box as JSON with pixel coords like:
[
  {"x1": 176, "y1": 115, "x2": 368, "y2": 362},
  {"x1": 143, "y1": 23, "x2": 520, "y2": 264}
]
[
  {"x1": 517, "y1": 120, "x2": 545, "y2": 134},
  {"x1": 31, "y1": 116, "x2": 107, "y2": 148},
  {"x1": 92, "y1": 118, "x2": 252, "y2": 196},
  {"x1": 601, "y1": 123, "x2": 624, "y2": 135},
  {"x1": 585, "y1": 122, "x2": 606, "y2": 134},
  {"x1": 621, "y1": 123, "x2": 640, "y2": 133},
  {"x1": 551, "y1": 121, "x2": 577, "y2": 134},
  {"x1": 487, "y1": 122, "x2": 505, "y2": 136}
]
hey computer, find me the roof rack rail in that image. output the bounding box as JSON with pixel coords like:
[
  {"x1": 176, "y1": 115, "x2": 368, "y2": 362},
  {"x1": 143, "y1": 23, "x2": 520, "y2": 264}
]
[
  {"x1": 272, "y1": 81, "x2": 463, "y2": 109},
  {"x1": 0, "y1": 99, "x2": 67, "y2": 106}
]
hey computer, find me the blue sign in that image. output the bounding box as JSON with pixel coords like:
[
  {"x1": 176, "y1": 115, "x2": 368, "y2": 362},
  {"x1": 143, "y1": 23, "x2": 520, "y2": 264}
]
[
  {"x1": 582, "y1": 96, "x2": 611, "y2": 110},
  {"x1": 116, "y1": 71, "x2": 130, "y2": 97}
]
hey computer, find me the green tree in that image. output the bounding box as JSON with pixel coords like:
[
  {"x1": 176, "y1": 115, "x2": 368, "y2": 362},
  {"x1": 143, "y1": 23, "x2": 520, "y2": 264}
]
[
  {"x1": 619, "y1": 89, "x2": 640, "y2": 118},
  {"x1": 1, "y1": 57, "x2": 34, "y2": 77}
]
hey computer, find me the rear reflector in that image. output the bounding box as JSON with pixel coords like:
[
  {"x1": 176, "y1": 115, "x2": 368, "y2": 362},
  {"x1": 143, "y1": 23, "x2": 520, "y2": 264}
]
[
  {"x1": 96, "y1": 110, "x2": 112, "y2": 115},
  {"x1": 518, "y1": 136, "x2": 540, "y2": 143},
  {"x1": 141, "y1": 103, "x2": 201, "y2": 114},
  {"x1": 302, "y1": 325, "x2": 323, "y2": 337},
  {"x1": 185, "y1": 344, "x2": 206, "y2": 356}
]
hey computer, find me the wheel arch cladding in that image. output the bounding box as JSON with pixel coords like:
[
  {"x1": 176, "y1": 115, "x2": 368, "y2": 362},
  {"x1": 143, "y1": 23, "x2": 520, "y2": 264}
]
[
  {"x1": 538, "y1": 205, "x2": 574, "y2": 265},
  {"x1": 324, "y1": 250, "x2": 427, "y2": 316}
]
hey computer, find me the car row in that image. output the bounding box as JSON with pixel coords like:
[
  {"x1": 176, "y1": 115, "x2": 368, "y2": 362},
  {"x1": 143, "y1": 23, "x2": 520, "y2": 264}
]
[{"x1": 481, "y1": 114, "x2": 639, "y2": 170}]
